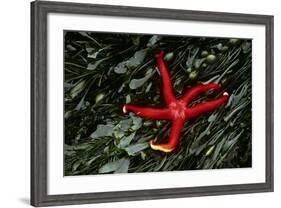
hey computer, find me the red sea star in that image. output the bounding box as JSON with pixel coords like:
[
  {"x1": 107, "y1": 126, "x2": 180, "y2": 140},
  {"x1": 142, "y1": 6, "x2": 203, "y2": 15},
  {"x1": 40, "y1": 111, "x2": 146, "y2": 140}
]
[{"x1": 123, "y1": 51, "x2": 229, "y2": 153}]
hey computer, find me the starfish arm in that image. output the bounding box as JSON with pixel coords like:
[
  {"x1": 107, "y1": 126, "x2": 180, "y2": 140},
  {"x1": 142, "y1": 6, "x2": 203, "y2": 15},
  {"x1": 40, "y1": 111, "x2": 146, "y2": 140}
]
[
  {"x1": 123, "y1": 104, "x2": 171, "y2": 120},
  {"x1": 155, "y1": 51, "x2": 176, "y2": 104},
  {"x1": 185, "y1": 92, "x2": 229, "y2": 119},
  {"x1": 150, "y1": 118, "x2": 184, "y2": 152},
  {"x1": 181, "y1": 83, "x2": 222, "y2": 105}
]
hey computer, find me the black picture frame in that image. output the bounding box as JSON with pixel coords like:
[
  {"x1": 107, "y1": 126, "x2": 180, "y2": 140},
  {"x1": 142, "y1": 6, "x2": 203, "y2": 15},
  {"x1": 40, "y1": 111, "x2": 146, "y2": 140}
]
[{"x1": 31, "y1": 0, "x2": 274, "y2": 207}]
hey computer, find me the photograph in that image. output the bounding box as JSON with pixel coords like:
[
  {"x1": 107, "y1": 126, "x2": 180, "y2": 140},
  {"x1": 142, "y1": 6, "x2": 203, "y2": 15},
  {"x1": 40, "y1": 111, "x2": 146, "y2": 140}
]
[{"x1": 63, "y1": 31, "x2": 252, "y2": 176}]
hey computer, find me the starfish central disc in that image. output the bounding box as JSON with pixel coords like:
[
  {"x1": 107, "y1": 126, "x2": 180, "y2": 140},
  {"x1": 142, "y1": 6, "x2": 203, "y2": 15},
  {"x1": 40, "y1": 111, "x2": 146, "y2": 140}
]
[
  {"x1": 169, "y1": 101, "x2": 186, "y2": 120},
  {"x1": 123, "y1": 51, "x2": 229, "y2": 153}
]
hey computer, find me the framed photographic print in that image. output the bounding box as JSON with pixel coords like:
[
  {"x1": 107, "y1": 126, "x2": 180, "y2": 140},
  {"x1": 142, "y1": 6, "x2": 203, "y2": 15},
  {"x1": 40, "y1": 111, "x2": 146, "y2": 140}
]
[{"x1": 31, "y1": 0, "x2": 274, "y2": 207}]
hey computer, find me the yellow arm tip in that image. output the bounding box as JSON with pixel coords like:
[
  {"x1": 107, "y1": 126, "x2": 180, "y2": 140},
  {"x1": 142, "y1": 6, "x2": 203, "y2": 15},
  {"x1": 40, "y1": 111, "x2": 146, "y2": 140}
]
[
  {"x1": 122, "y1": 105, "x2": 127, "y2": 113},
  {"x1": 149, "y1": 140, "x2": 174, "y2": 153}
]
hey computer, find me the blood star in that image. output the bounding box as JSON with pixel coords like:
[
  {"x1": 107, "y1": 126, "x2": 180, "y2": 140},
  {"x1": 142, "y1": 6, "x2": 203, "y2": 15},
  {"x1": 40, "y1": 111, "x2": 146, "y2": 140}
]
[{"x1": 123, "y1": 51, "x2": 229, "y2": 153}]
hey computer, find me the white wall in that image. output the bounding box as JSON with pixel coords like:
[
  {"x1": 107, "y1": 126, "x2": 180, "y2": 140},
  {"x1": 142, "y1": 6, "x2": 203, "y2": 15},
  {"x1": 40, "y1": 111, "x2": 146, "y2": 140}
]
[{"x1": 0, "y1": 0, "x2": 279, "y2": 207}]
